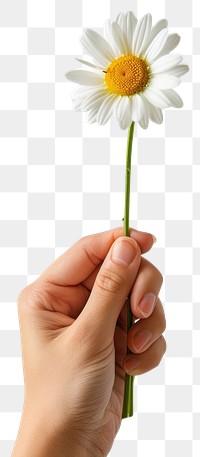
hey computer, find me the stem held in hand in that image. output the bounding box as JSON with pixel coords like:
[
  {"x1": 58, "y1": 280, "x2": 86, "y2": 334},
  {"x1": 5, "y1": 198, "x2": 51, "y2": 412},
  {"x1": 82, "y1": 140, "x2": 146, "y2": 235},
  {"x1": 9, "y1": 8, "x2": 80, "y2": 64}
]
[{"x1": 122, "y1": 121, "x2": 135, "y2": 419}]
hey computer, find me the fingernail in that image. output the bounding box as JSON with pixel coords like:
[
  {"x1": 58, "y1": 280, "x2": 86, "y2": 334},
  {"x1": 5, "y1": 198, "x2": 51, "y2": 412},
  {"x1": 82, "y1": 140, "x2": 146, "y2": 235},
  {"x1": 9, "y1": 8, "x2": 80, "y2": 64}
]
[
  {"x1": 112, "y1": 240, "x2": 137, "y2": 266},
  {"x1": 124, "y1": 357, "x2": 141, "y2": 373},
  {"x1": 138, "y1": 292, "x2": 157, "y2": 317},
  {"x1": 151, "y1": 234, "x2": 157, "y2": 244},
  {"x1": 133, "y1": 330, "x2": 152, "y2": 352}
]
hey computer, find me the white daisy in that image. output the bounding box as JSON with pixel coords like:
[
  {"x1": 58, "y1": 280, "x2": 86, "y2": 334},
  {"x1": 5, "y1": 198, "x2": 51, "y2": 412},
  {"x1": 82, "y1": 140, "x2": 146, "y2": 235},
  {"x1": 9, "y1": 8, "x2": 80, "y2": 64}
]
[{"x1": 66, "y1": 12, "x2": 189, "y2": 130}]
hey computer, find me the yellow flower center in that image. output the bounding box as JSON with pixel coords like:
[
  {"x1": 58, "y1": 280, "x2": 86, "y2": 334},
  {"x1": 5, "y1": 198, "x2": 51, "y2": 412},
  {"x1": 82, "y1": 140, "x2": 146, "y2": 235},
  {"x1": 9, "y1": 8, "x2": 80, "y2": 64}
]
[{"x1": 105, "y1": 55, "x2": 150, "y2": 96}]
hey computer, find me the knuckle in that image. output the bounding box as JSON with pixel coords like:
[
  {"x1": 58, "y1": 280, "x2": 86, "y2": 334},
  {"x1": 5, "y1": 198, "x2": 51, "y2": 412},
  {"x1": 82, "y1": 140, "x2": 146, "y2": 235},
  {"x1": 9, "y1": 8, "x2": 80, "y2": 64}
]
[
  {"x1": 142, "y1": 258, "x2": 163, "y2": 287},
  {"x1": 157, "y1": 298, "x2": 166, "y2": 333},
  {"x1": 96, "y1": 269, "x2": 125, "y2": 297},
  {"x1": 72, "y1": 234, "x2": 90, "y2": 251},
  {"x1": 161, "y1": 335, "x2": 167, "y2": 354},
  {"x1": 17, "y1": 286, "x2": 30, "y2": 315},
  {"x1": 146, "y1": 337, "x2": 164, "y2": 370},
  {"x1": 154, "y1": 336, "x2": 166, "y2": 367},
  {"x1": 17, "y1": 285, "x2": 31, "y2": 309},
  {"x1": 153, "y1": 354, "x2": 161, "y2": 369},
  {"x1": 159, "y1": 272, "x2": 164, "y2": 287},
  {"x1": 161, "y1": 312, "x2": 166, "y2": 333},
  {"x1": 17, "y1": 282, "x2": 40, "y2": 313},
  {"x1": 147, "y1": 258, "x2": 163, "y2": 286},
  {"x1": 80, "y1": 234, "x2": 90, "y2": 244},
  {"x1": 153, "y1": 264, "x2": 163, "y2": 286}
]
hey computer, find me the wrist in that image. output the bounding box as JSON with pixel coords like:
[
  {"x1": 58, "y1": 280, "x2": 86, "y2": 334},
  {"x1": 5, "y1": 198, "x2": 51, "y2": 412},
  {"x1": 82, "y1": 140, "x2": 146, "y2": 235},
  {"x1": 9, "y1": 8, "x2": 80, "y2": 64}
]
[{"x1": 12, "y1": 404, "x2": 102, "y2": 457}]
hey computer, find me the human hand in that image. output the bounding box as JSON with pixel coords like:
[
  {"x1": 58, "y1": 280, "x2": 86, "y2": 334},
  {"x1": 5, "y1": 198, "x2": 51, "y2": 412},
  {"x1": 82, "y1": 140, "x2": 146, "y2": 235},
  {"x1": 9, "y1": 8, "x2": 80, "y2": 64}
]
[{"x1": 13, "y1": 227, "x2": 166, "y2": 457}]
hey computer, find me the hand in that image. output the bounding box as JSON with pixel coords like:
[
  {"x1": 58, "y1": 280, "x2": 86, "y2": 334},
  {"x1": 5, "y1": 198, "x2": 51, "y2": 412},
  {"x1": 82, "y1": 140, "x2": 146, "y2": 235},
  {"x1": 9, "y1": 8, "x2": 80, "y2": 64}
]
[{"x1": 13, "y1": 227, "x2": 166, "y2": 457}]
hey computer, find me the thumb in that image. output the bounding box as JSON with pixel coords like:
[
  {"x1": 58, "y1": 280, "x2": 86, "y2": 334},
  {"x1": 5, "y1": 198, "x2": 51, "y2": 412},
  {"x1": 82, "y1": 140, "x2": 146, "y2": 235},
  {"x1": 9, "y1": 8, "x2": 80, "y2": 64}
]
[{"x1": 77, "y1": 236, "x2": 141, "y2": 339}]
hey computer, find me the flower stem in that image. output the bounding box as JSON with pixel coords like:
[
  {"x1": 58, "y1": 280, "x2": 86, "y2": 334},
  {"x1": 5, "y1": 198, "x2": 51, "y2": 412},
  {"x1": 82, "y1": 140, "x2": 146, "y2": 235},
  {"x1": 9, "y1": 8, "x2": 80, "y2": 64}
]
[{"x1": 122, "y1": 121, "x2": 135, "y2": 419}]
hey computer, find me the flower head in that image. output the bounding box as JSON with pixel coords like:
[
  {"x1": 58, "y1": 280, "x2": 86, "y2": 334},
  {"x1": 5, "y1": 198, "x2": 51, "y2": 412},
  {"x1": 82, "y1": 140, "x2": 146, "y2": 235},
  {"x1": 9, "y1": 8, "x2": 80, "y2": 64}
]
[{"x1": 66, "y1": 12, "x2": 189, "y2": 130}]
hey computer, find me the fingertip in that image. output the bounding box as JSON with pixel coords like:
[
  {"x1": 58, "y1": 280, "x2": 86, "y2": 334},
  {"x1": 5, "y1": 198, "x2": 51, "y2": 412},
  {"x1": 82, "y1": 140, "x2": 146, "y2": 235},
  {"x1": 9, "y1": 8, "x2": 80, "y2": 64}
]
[
  {"x1": 151, "y1": 234, "x2": 157, "y2": 244},
  {"x1": 131, "y1": 292, "x2": 157, "y2": 320},
  {"x1": 110, "y1": 236, "x2": 141, "y2": 267},
  {"x1": 129, "y1": 228, "x2": 156, "y2": 254}
]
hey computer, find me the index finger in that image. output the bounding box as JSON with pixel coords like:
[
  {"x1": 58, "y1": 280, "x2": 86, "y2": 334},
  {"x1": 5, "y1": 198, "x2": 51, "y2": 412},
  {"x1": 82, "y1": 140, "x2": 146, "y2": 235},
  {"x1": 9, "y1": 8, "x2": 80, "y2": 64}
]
[{"x1": 41, "y1": 226, "x2": 156, "y2": 286}]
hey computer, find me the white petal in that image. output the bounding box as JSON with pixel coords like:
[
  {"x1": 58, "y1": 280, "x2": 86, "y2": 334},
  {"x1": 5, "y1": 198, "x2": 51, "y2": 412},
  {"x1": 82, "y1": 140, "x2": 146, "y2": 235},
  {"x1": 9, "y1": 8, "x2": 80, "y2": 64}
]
[
  {"x1": 111, "y1": 21, "x2": 129, "y2": 55},
  {"x1": 81, "y1": 89, "x2": 108, "y2": 111},
  {"x1": 150, "y1": 74, "x2": 180, "y2": 89},
  {"x1": 141, "y1": 19, "x2": 168, "y2": 56},
  {"x1": 144, "y1": 87, "x2": 171, "y2": 108},
  {"x1": 139, "y1": 116, "x2": 149, "y2": 129},
  {"x1": 150, "y1": 106, "x2": 163, "y2": 124},
  {"x1": 72, "y1": 86, "x2": 97, "y2": 102},
  {"x1": 96, "y1": 94, "x2": 118, "y2": 125},
  {"x1": 104, "y1": 19, "x2": 120, "y2": 57},
  {"x1": 146, "y1": 100, "x2": 163, "y2": 124},
  {"x1": 66, "y1": 70, "x2": 104, "y2": 86},
  {"x1": 166, "y1": 64, "x2": 189, "y2": 78},
  {"x1": 85, "y1": 28, "x2": 115, "y2": 60},
  {"x1": 145, "y1": 28, "x2": 168, "y2": 63},
  {"x1": 87, "y1": 109, "x2": 97, "y2": 123},
  {"x1": 126, "y1": 11, "x2": 138, "y2": 52},
  {"x1": 151, "y1": 54, "x2": 183, "y2": 74},
  {"x1": 157, "y1": 33, "x2": 181, "y2": 58},
  {"x1": 83, "y1": 98, "x2": 103, "y2": 112},
  {"x1": 115, "y1": 12, "x2": 126, "y2": 30},
  {"x1": 149, "y1": 19, "x2": 168, "y2": 44},
  {"x1": 73, "y1": 100, "x2": 82, "y2": 110},
  {"x1": 138, "y1": 96, "x2": 150, "y2": 129},
  {"x1": 72, "y1": 87, "x2": 100, "y2": 109},
  {"x1": 80, "y1": 35, "x2": 108, "y2": 67},
  {"x1": 132, "y1": 14, "x2": 152, "y2": 56},
  {"x1": 163, "y1": 89, "x2": 183, "y2": 108},
  {"x1": 116, "y1": 11, "x2": 137, "y2": 53},
  {"x1": 132, "y1": 93, "x2": 144, "y2": 122},
  {"x1": 80, "y1": 28, "x2": 115, "y2": 67},
  {"x1": 87, "y1": 93, "x2": 109, "y2": 123},
  {"x1": 115, "y1": 96, "x2": 132, "y2": 130},
  {"x1": 87, "y1": 108, "x2": 98, "y2": 123},
  {"x1": 75, "y1": 58, "x2": 105, "y2": 72}
]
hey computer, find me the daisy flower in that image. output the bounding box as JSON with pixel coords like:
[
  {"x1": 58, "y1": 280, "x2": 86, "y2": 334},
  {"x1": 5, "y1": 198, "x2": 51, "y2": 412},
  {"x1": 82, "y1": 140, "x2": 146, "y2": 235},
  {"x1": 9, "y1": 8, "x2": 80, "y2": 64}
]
[{"x1": 66, "y1": 12, "x2": 189, "y2": 130}]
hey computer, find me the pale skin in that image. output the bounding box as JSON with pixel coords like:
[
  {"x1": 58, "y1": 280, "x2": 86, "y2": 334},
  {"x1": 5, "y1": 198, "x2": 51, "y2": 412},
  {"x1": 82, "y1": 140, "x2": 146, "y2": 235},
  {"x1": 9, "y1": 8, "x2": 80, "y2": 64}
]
[{"x1": 12, "y1": 227, "x2": 166, "y2": 457}]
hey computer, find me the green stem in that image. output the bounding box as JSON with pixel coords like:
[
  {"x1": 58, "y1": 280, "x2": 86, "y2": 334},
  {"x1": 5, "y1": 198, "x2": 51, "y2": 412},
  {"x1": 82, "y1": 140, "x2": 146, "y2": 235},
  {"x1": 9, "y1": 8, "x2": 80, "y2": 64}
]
[{"x1": 122, "y1": 121, "x2": 135, "y2": 419}]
